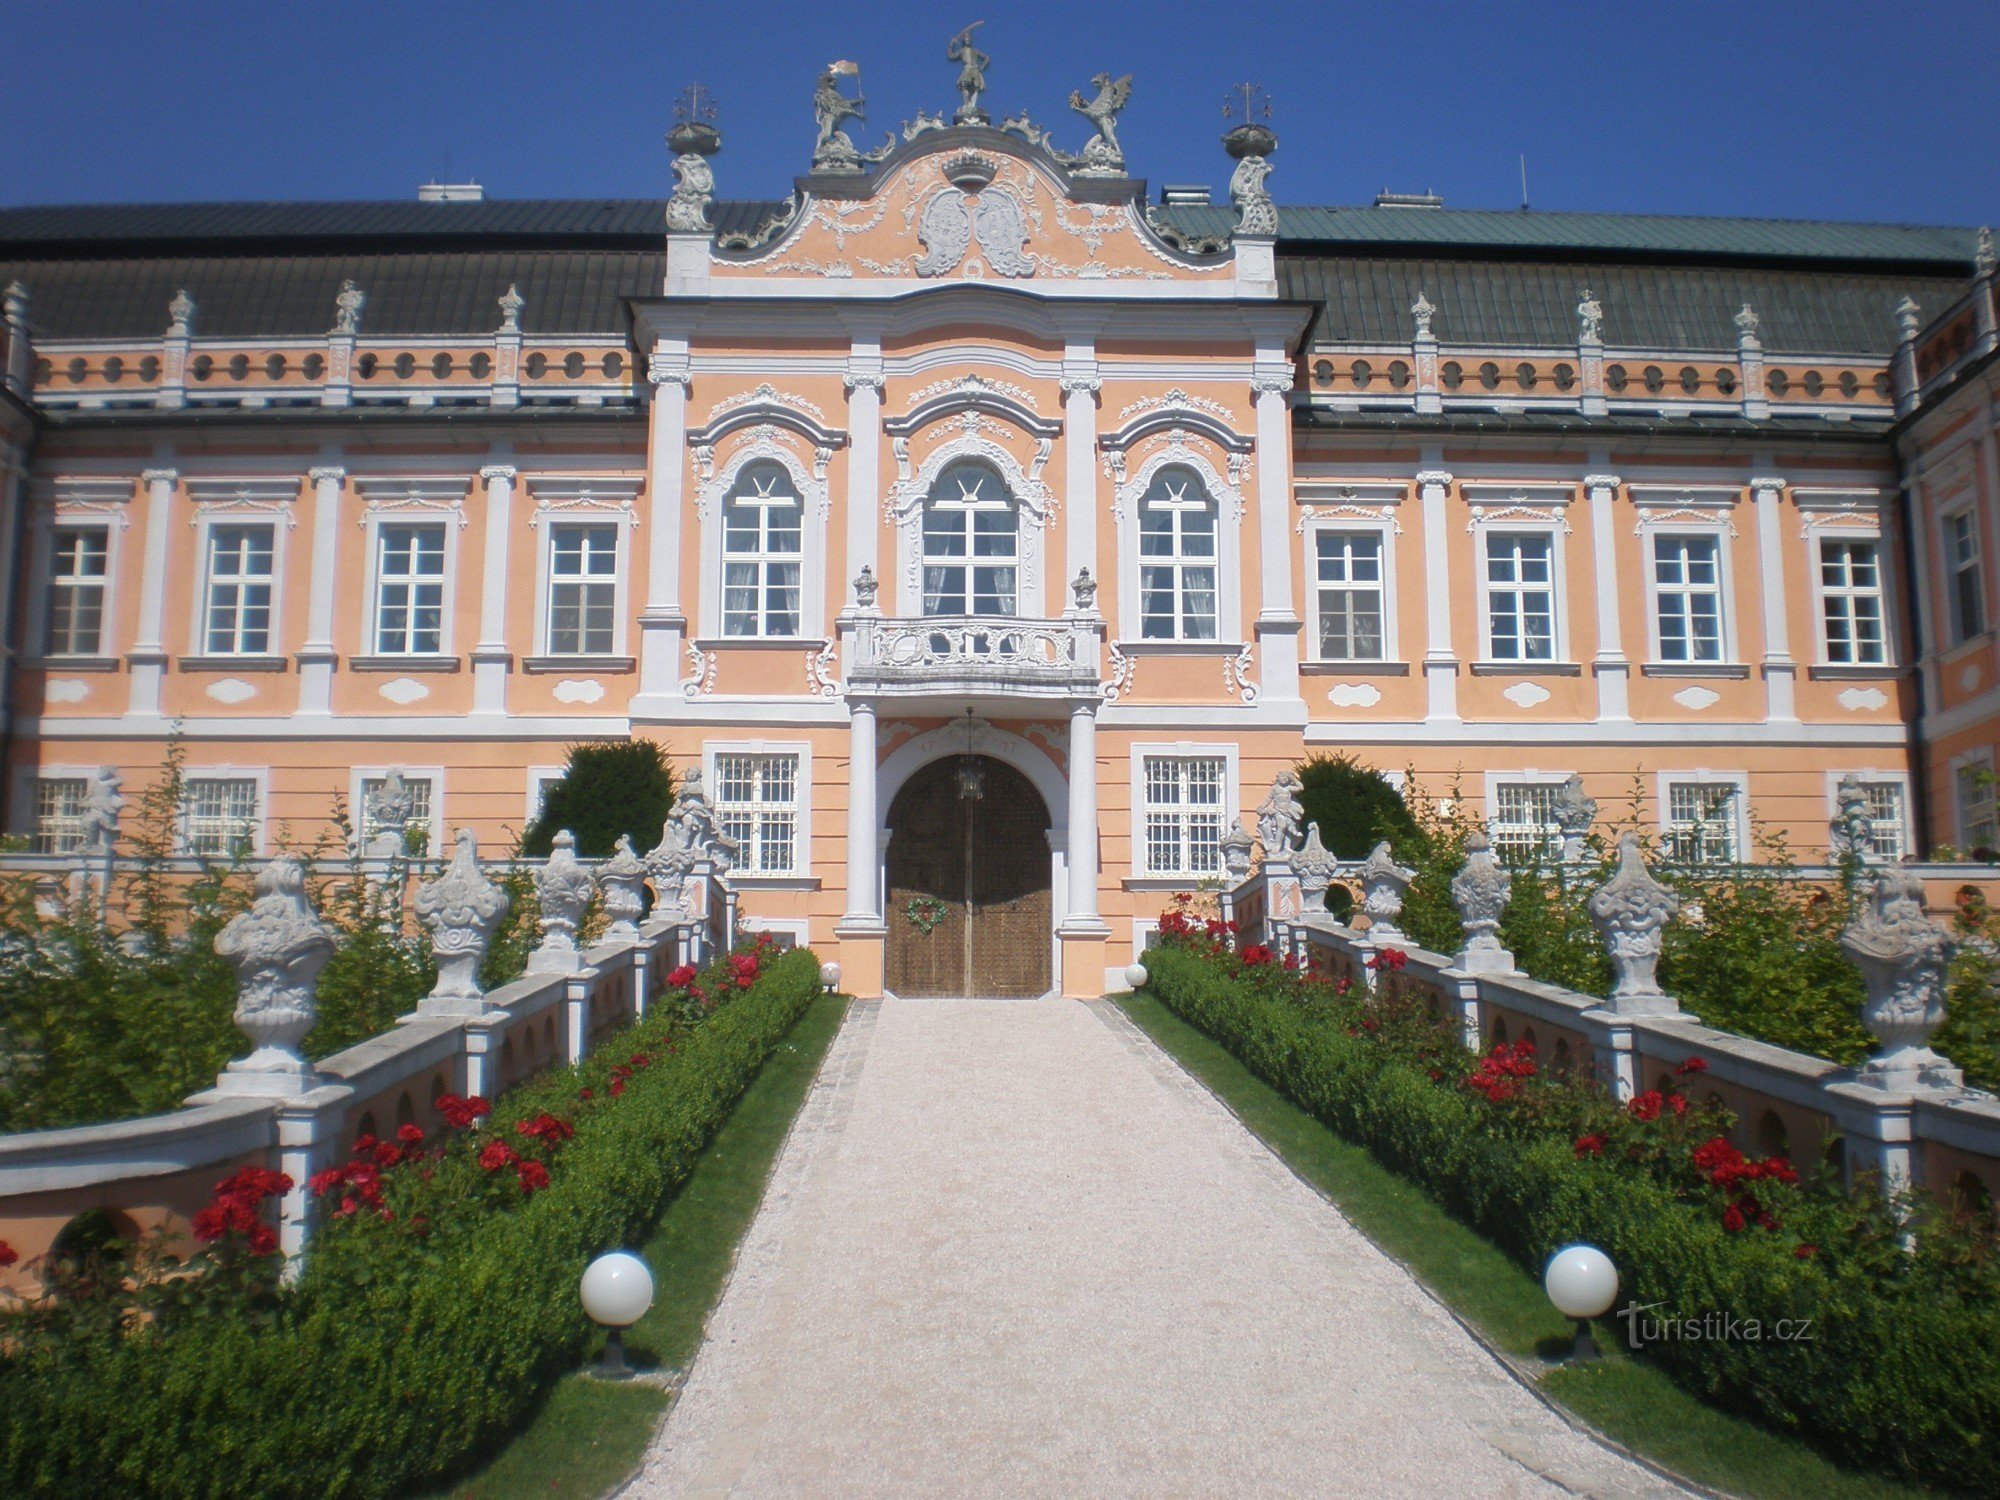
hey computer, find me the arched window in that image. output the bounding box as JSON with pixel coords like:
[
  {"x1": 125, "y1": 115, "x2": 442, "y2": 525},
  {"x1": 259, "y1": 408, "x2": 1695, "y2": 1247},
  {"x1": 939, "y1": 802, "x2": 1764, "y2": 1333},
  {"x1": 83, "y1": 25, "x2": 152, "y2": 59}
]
[
  {"x1": 1138, "y1": 465, "x2": 1217, "y2": 640},
  {"x1": 722, "y1": 461, "x2": 803, "y2": 637},
  {"x1": 922, "y1": 460, "x2": 1016, "y2": 617}
]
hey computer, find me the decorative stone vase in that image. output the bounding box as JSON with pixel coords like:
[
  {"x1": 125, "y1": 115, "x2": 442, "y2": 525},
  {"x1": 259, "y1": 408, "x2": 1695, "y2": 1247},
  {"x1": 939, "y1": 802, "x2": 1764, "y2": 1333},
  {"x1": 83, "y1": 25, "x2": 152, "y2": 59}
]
[
  {"x1": 1586, "y1": 834, "x2": 1681, "y2": 1015},
  {"x1": 1292, "y1": 823, "x2": 1340, "y2": 911},
  {"x1": 599, "y1": 833, "x2": 649, "y2": 942},
  {"x1": 528, "y1": 830, "x2": 597, "y2": 975},
  {"x1": 414, "y1": 829, "x2": 511, "y2": 1012},
  {"x1": 1220, "y1": 818, "x2": 1256, "y2": 878},
  {"x1": 1841, "y1": 868, "x2": 1963, "y2": 1090},
  {"x1": 212, "y1": 856, "x2": 336, "y2": 1095},
  {"x1": 1551, "y1": 774, "x2": 1597, "y2": 867},
  {"x1": 1358, "y1": 841, "x2": 1416, "y2": 941},
  {"x1": 1450, "y1": 832, "x2": 1515, "y2": 974}
]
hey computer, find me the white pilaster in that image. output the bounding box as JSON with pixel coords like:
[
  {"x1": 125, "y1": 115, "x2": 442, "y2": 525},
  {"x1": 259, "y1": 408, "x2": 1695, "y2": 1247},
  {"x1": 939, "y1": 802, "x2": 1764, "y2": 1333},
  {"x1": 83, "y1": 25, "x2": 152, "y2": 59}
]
[
  {"x1": 297, "y1": 464, "x2": 344, "y2": 714},
  {"x1": 842, "y1": 702, "x2": 882, "y2": 927},
  {"x1": 1751, "y1": 475, "x2": 1796, "y2": 722},
  {"x1": 843, "y1": 338, "x2": 884, "y2": 603},
  {"x1": 1415, "y1": 467, "x2": 1459, "y2": 722},
  {"x1": 1584, "y1": 473, "x2": 1629, "y2": 721},
  {"x1": 129, "y1": 466, "x2": 177, "y2": 714},
  {"x1": 469, "y1": 464, "x2": 517, "y2": 715},
  {"x1": 1063, "y1": 702, "x2": 1106, "y2": 929},
  {"x1": 1251, "y1": 363, "x2": 1301, "y2": 705},
  {"x1": 639, "y1": 361, "x2": 691, "y2": 697},
  {"x1": 1062, "y1": 357, "x2": 1101, "y2": 585}
]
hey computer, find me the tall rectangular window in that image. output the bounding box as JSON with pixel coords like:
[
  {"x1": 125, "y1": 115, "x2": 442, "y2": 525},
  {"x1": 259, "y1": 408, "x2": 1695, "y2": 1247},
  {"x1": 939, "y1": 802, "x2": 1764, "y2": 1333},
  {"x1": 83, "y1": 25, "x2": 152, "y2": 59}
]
[
  {"x1": 1137, "y1": 469, "x2": 1218, "y2": 640},
  {"x1": 1947, "y1": 512, "x2": 1985, "y2": 644},
  {"x1": 1664, "y1": 781, "x2": 1740, "y2": 865},
  {"x1": 713, "y1": 753, "x2": 799, "y2": 875},
  {"x1": 1314, "y1": 531, "x2": 1385, "y2": 660},
  {"x1": 1142, "y1": 755, "x2": 1226, "y2": 877},
  {"x1": 548, "y1": 523, "x2": 618, "y2": 655},
  {"x1": 358, "y1": 775, "x2": 434, "y2": 853},
  {"x1": 45, "y1": 527, "x2": 108, "y2": 656},
  {"x1": 1819, "y1": 539, "x2": 1887, "y2": 666},
  {"x1": 1485, "y1": 532, "x2": 1555, "y2": 661},
  {"x1": 203, "y1": 524, "x2": 274, "y2": 656},
  {"x1": 183, "y1": 777, "x2": 259, "y2": 857},
  {"x1": 1490, "y1": 781, "x2": 1562, "y2": 861},
  {"x1": 722, "y1": 464, "x2": 803, "y2": 637},
  {"x1": 1957, "y1": 762, "x2": 1997, "y2": 853},
  {"x1": 374, "y1": 524, "x2": 446, "y2": 655},
  {"x1": 1653, "y1": 534, "x2": 1724, "y2": 663},
  {"x1": 1851, "y1": 779, "x2": 1909, "y2": 861},
  {"x1": 32, "y1": 777, "x2": 88, "y2": 854}
]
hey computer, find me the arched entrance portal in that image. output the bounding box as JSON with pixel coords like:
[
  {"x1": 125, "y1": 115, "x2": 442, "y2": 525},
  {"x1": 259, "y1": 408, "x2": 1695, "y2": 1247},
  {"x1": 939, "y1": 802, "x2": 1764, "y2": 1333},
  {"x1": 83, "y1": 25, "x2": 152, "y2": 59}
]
[{"x1": 885, "y1": 755, "x2": 1052, "y2": 998}]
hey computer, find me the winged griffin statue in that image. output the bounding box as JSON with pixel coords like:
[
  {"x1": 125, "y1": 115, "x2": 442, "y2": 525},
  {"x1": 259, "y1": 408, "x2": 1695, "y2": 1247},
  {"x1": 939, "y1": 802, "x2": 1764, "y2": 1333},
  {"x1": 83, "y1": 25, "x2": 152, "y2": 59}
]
[{"x1": 1068, "y1": 71, "x2": 1132, "y2": 176}]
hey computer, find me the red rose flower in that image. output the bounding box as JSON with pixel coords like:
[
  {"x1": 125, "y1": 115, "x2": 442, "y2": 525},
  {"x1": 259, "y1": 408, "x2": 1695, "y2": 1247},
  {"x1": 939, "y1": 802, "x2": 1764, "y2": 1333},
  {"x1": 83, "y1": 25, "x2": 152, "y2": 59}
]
[
  {"x1": 609, "y1": 1078, "x2": 627, "y2": 1097},
  {"x1": 666, "y1": 964, "x2": 698, "y2": 988},
  {"x1": 578, "y1": 1088, "x2": 595, "y2": 1101},
  {"x1": 478, "y1": 1140, "x2": 519, "y2": 1172},
  {"x1": 1794, "y1": 1244, "x2": 1817, "y2": 1259},
  {"x1": 396, "y1": 1124, "x2": 425, "y2": 1146},
  {"x1": 246, "y1": 1223, "x2": 279, "y2": 1257},
  {"x1": 1574, "y1": 1134, "x2": 1608, "y2": 1158},
  {"x1": 1721, "y1": 1203, "x2": 1747, "y2": 1233},
  {"x1": 516, "y1": 1160, "x2": 551, "y2": 1195},
  {"x1": 1676, "y1": 1056, "x2": 1709, "y2": 1076},
  {"x1": 1627, "y1": 1091, "x2": 1664, "y2": 1122},
  {"x1": 1239, "y1": 945, "x2": 1276, "y2": 967},
  {"x1": 1666, "y1": 1094, "x2": 1689, "y2": 1117}
]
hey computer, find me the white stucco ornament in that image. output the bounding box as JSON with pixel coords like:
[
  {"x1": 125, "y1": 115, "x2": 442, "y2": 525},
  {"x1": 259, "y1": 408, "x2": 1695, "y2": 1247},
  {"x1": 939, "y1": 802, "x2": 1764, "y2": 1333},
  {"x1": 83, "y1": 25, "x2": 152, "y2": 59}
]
[
  {"x1": 598, "y1": 834, "x2": 649, "y2": 942},
  {"x1": 553, "y1": 678, "x2": 606, "y2": 704},
  {"x1": 1326, "y1": 682, "x2": 1382, "y2": 708},
  {"x1": 1502, "y1": 681, "x2": 1551, "y2": 708},
  {"x1": 415, "y1": 829, "x2": 511, "y2": 1012},
  {"x1": 1587, "y1": 834, "x2": 1681, "y2": 1015},
  {"x1": 1219, "y1": 817, "x2": 1257, "y2": 878},
  {"x1": 1841, "y1": 869, "x2": 1963, "y2": 1091},
  {"x1": 645, "y1": 768, "x2": 742, "y2": 910},
  {"x1": 1450, "y1": 832, "x2": 1515, "y2": 974},
  {"x1": 1359, "y1": 840, "x2": 1416, "y2": 941},
  {"x1": 206, "y1": 678, "x2": 257, "y2": 704},
  {"x1": 528, "y1": 830, "x2": 597, "y2": 975},
  {"x1": 379, "y1": 677, "x2": 430, "y2": 705},
  {"x1": 1838, "y1": 686, "x2": 1890, "y2": 712},
  {"x1": 1672, "y1": 685, "x2": 1721, "y2": 710},
  {"x1": 211, "y1": 856, "x2": 336, "y2": 1096},
  {"x1": 46, "y1": 678, "x2": 88, "y2": 704}
]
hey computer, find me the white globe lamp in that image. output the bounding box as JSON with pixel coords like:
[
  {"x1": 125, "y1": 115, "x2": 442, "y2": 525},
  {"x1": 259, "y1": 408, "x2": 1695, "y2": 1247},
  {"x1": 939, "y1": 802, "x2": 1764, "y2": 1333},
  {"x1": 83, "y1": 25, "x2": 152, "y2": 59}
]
[
  {"x1": 1123, "y1": 962, "x2": 1149, "y2": 991},
  {"x1": 820, "y1": 961, "x2": 842, "y2": 994},
  {"x1": 580, "y1": 1250, "x2": 655, "y2": 1378},
  {"x1": 1543, "y1": 1243, "x2": 1618, "y2": 1363}
]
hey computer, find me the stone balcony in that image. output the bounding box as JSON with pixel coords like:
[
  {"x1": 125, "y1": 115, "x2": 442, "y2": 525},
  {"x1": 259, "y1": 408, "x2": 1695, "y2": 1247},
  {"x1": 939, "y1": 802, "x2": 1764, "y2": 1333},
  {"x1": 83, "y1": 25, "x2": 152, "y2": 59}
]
[{"x1": 841, "y1": 612, "x2": 1104, "y2": 705}]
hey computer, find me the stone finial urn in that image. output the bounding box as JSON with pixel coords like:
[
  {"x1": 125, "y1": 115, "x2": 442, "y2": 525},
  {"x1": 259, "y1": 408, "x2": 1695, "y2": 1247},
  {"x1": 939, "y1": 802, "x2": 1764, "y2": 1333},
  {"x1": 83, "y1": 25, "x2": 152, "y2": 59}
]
[
  {"x1": 1841, "y1": 868, "x2": 1963, "y2": 1090},
  {"x1": 1293, "y1": 822, "x2": 1340, "y2": 910},
  {"x1": 1551, "y1": 774, "x2": 1597, "y2": 866},
  {"x1": 599, "y1": 833, "x2": 649, "y2": 942},
  {"x1": 1220, "y1": 818, "x2": 1256, "y2": 878},
  {"x1": 1587, "y1": 834, "x2": 1681, "y2": 1014},
  {"x1": 414, "y1": 829, "x2": 511, "y2": 1011},
  {"x1": 212, "y1": 856, "x2": 336, "y2": 1095},
  {"x1": 1450, "y1": 832, "x2": 1515, "y2": 974},
  {"x1": 1359, "y1": 840, "x2": 1416, "y2": 941},
  {"x1": 528, "y1": 830, "x2": 597, "y2": 975},
  {"x1": 1828, "y1": 773, "x2": 1876, "y2": 864}
]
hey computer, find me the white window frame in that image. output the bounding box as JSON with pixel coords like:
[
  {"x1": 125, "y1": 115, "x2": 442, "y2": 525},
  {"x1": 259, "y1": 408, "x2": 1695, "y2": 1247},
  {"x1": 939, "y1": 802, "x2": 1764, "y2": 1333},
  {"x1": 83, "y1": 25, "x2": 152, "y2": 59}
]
[
  {"x1": 348, "y1": 766, "x2": 446, "y2": 855},
  {"x1": 1473, "y1": 522, "x2": 1568, "y2": 665},
  {"x1": 1822, "y1": 769, "x2": 1912, "y2": 862},
  {"x1": 702, "y1": 741, "x2": 814, "y2": 882},
  {"x1": 179, "y1": 768, "x2": 270, "y2": 858},
  {"x1": 1811, "y1": 530, "x2": 1894, "y2": 668},
  {"x1": 1114, "y1": 449, "x2": 1244, "y2": 647},
  {"x1": 1134, "y1": 463, "x2": 1222, "y2": 643},
  {"x1": 1643, "y1": 525, "x2": 1736, "y2": 667},
  {"x1": 524, "y1": 766, "x2": 566, "y2": 832},
  {"x1": 368, "y1": 520, "x2": 451, "y2": 657},
  {"x1": 718, "y1": 460, "x2": 807, "y2": 639},
  {"x1": 1128, "y1": 741, "x2": 1240, "y2": 883},
  {"x1": 12, "y1": 764, "x2": 99, "y2": 853},
  {"x1": 1952, "y1": 749, "x2": 1998, "y2": 852},
  {"x1": 697, "y1": 445, "x2": 828, "y2": 645},
  {"x1": 40, "y1": 523, "x2": 114, "y2": 660},
  {"x1": 1943, "y1": 506, "x2": 1987, "y2": 647},
  {"x1": 192, "y1": 518, "x2": 282, "y2": 659},
  {"x1": 1656, "y1": 770, "x2": 1750, "y2": 867},
  {"x1": 1482, "y1": 769, "x2": 1574, "y2": 862},
  {"x1": 918, "y1": 457, "x2": 1024, "y2": 619},
  {"x1": 1304, "y1": 519, "x2": 1398, "y2": 662},
  {"x1": 538, "y1": 519, "x2": 627, "y2": 658}
]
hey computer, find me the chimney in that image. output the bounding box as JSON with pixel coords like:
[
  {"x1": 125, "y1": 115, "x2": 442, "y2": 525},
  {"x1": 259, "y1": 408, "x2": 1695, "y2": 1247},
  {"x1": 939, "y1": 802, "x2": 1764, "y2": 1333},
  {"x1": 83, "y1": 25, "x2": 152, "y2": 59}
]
[
  {"x1": 418, "y1": 181, "x2": 485, "y2": 203},
  {"x1": 1374, "y1": 190, "x2": 1445, "y2": 209},
  {"x1": 1159, "y1": 184, "x2": 1213, "y2": 207}
]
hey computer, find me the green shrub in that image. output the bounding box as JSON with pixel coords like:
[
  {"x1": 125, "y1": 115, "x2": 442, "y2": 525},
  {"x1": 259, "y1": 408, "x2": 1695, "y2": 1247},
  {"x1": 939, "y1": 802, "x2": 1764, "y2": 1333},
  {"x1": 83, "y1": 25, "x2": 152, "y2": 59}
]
[
  {"x1": 522, "y1": 741, "x2": 676, "y2": 858},
  {"x1": 1143, "y1": 939, "x2": 2000, "y2": 1496},
  {"x1": 0, "y1": 946, "x2": 823, "y2": 1500},
  {"x1": 1296, "y1": 752, "x2": 1419, "y2": 859}
]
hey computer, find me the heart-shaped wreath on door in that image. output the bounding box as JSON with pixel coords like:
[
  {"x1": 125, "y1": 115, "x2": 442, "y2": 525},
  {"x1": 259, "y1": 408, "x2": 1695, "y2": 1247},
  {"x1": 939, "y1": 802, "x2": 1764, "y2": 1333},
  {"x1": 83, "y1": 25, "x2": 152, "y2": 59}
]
[{"x1": 903, "y1": 896, "x2": 949, "y2": 935}]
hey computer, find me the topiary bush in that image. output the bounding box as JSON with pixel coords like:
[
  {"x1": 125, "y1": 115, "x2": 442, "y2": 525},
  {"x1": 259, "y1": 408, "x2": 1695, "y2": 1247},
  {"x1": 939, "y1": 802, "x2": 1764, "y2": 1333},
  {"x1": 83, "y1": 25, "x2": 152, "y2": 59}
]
[
  {"x1": 1142, "y1": 937, "x2": 2000, "y2": 1496},
  {"x1": 522, "y1": 741, "x2": 676, "y2": 859},
  {"x1": 1295, "y1": 753, "x2": 1420, "y2": 859}
]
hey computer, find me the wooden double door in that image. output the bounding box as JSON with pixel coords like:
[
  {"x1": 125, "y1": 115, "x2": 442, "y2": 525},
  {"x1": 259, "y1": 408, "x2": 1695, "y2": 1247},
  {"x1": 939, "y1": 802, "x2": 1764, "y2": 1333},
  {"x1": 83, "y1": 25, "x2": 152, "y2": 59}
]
[{"x1": 885, "y1": 755, "x2": 1052, "y2": 998}]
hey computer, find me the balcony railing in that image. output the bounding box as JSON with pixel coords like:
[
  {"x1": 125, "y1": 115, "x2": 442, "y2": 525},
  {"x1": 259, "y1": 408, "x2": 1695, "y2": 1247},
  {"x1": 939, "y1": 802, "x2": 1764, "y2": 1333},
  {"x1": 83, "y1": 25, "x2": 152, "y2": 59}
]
[{"x1": 843, "y1": 613, "x2": 1103, "y2": 699}]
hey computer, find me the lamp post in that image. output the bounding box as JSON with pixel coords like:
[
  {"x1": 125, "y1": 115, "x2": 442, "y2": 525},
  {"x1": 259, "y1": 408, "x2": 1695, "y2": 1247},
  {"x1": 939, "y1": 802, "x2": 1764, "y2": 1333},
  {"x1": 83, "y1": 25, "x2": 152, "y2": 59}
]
[
  {"x1": 1543, "y1": 1243, "x2": 1618, "y2": 1363},
  {"x1": 580, "y1": 1250, "x2": 655, "y2": 1379}
]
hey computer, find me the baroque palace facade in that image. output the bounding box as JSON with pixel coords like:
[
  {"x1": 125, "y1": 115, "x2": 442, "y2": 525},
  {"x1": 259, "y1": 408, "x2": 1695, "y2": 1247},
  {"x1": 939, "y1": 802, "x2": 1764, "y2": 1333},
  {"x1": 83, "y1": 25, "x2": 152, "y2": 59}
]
[{"x1": 0, "y1": 56, "x2": 1995, "y2": 1000}]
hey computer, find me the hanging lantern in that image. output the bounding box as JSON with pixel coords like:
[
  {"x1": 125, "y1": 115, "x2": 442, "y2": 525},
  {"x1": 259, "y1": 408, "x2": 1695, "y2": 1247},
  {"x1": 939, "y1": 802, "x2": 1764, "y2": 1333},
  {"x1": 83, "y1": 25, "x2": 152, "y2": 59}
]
[{"x1": 955, "y1": 708, "x2": 985, "y2": 800}]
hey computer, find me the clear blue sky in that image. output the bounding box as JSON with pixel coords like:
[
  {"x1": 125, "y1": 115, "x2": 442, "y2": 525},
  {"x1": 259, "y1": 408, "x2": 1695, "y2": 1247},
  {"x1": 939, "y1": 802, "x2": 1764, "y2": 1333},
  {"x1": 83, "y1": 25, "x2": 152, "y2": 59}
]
[{"x1": 3, "y1": 0, "x2": 1995, "y2": 228}]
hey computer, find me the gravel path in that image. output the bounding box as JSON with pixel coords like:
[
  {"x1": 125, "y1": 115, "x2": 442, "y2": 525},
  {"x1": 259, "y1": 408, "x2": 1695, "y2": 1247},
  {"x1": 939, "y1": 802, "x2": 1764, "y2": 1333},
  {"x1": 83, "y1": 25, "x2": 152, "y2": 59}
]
[{"x1": 629, "y1": 998, "x2": 1687, "y2": 1499}]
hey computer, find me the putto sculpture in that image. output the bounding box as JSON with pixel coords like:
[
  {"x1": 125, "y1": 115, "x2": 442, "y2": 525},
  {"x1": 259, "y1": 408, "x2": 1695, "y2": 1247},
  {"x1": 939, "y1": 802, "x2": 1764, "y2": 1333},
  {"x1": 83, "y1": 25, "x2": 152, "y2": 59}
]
[
  {"x1": 1450, "y1": 832, "x2": 1515, "y2": 974},
  {"x1": 599, "y1": 834, "x2": 649, "y2": 942},
  {"x1": 414, "y1": 829, "x2": 511, "y2": 1013},
  {"x1": 1359, "y1": 841, "x2": 1416, "y2": 942},
  {"x1": 1840, "y1": 868, "x2": 1962, "y2": 1091},
  {"x1": 1068, "y1": 71, "x2": 1132, "y2": 176},
  {"x1": 1256, "y1": 771, "x2": 1305, "y2": 859},
  {"x1": 1587, "y1": 834, "x2": 1681, "y2": 1013},
  {"x1": 1576, "y1": 287, "x2": 1604, "y2": 344},
  {"x1": 331, "y1": 279, "x2": 366, "y2": 336},
  {"x1": 947, "y1": 23, "x2": 990, "y2": 125},
  {"x1": 211, "y1": 857, "x2": 336, "y2": 1096},
  {"x1": 528, "y1": 830, "x2": 597, "y2": 975}
]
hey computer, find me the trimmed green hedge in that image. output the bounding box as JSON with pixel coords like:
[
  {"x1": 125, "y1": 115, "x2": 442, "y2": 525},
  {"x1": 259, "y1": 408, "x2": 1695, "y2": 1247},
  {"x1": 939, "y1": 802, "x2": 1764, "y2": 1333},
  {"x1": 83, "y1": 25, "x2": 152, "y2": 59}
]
[
  {"x1": 0, "y1": 946, "x2": 823, "y2": 1500},
  {"x1": 1144, "y1": 942, "x2": 2000, "y2": 1496}
]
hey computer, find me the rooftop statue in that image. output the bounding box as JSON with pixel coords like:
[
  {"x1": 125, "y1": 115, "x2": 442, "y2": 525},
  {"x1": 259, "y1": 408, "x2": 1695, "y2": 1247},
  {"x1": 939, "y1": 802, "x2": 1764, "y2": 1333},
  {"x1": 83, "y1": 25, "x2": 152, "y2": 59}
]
[
  {"x1": 1576, "y1": 287, "x2": 1604, "y2": 344},
  {"x1": 331, "y1": 279, "x2": 366, "y2": 337},
  {"x1": 812, "y1": 60, "x2": 872, "y2": 175},
  {"x1": 1069, "y1": 72, "x2": 1132, "y2": 176},
  {"x1": 948, "y1": 23, "x2": 990, "y2": 125}
]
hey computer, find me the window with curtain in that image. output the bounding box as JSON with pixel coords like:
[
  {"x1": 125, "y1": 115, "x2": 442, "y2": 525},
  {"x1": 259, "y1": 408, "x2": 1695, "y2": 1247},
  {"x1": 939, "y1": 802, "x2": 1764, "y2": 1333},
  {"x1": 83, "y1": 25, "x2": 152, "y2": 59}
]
[
  {"x1": 721, "y1": 462, "x2": 802, "y2": 637},
  {"x1": 1137, "y1": 465, "x2": 1218, "y2": 640},
  {"x1": 922, "y1": 460, "x2": 1016, "y2": 617}
]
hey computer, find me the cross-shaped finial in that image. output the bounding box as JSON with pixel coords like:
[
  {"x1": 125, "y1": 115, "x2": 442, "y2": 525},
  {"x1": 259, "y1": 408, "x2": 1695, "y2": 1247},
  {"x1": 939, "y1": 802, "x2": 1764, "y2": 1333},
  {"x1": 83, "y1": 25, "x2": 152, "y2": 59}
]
[
  {"x1": 674, "y1": 83, "x2": 718, "y2": 125},
  {"x1": 1223, "y1": 82, "x2": 1272, "y2": 127}
]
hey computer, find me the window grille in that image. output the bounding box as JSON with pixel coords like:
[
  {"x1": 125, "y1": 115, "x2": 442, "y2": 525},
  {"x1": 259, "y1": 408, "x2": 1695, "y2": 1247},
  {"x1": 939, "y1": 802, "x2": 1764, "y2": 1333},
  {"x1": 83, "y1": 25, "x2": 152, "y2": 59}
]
[
  {"x1": 184, "y1": 778, "x2": 259, "y2": 857},
  {"x1": 1489, "y1": 781, "x2": 1563, "y2": 860},
  {"x1": 33, "y1": 777, "x2": 88, "y2": 854},
  {"x1": 1142, "y1": 756, "x2": 1226, "y2": 877},
  {"x1": 1664, "y1": 781, "x2": 1740, "y2": 865},
  {"x1": 713, "y1": 753, "x2": 799, "y2": 874}
]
